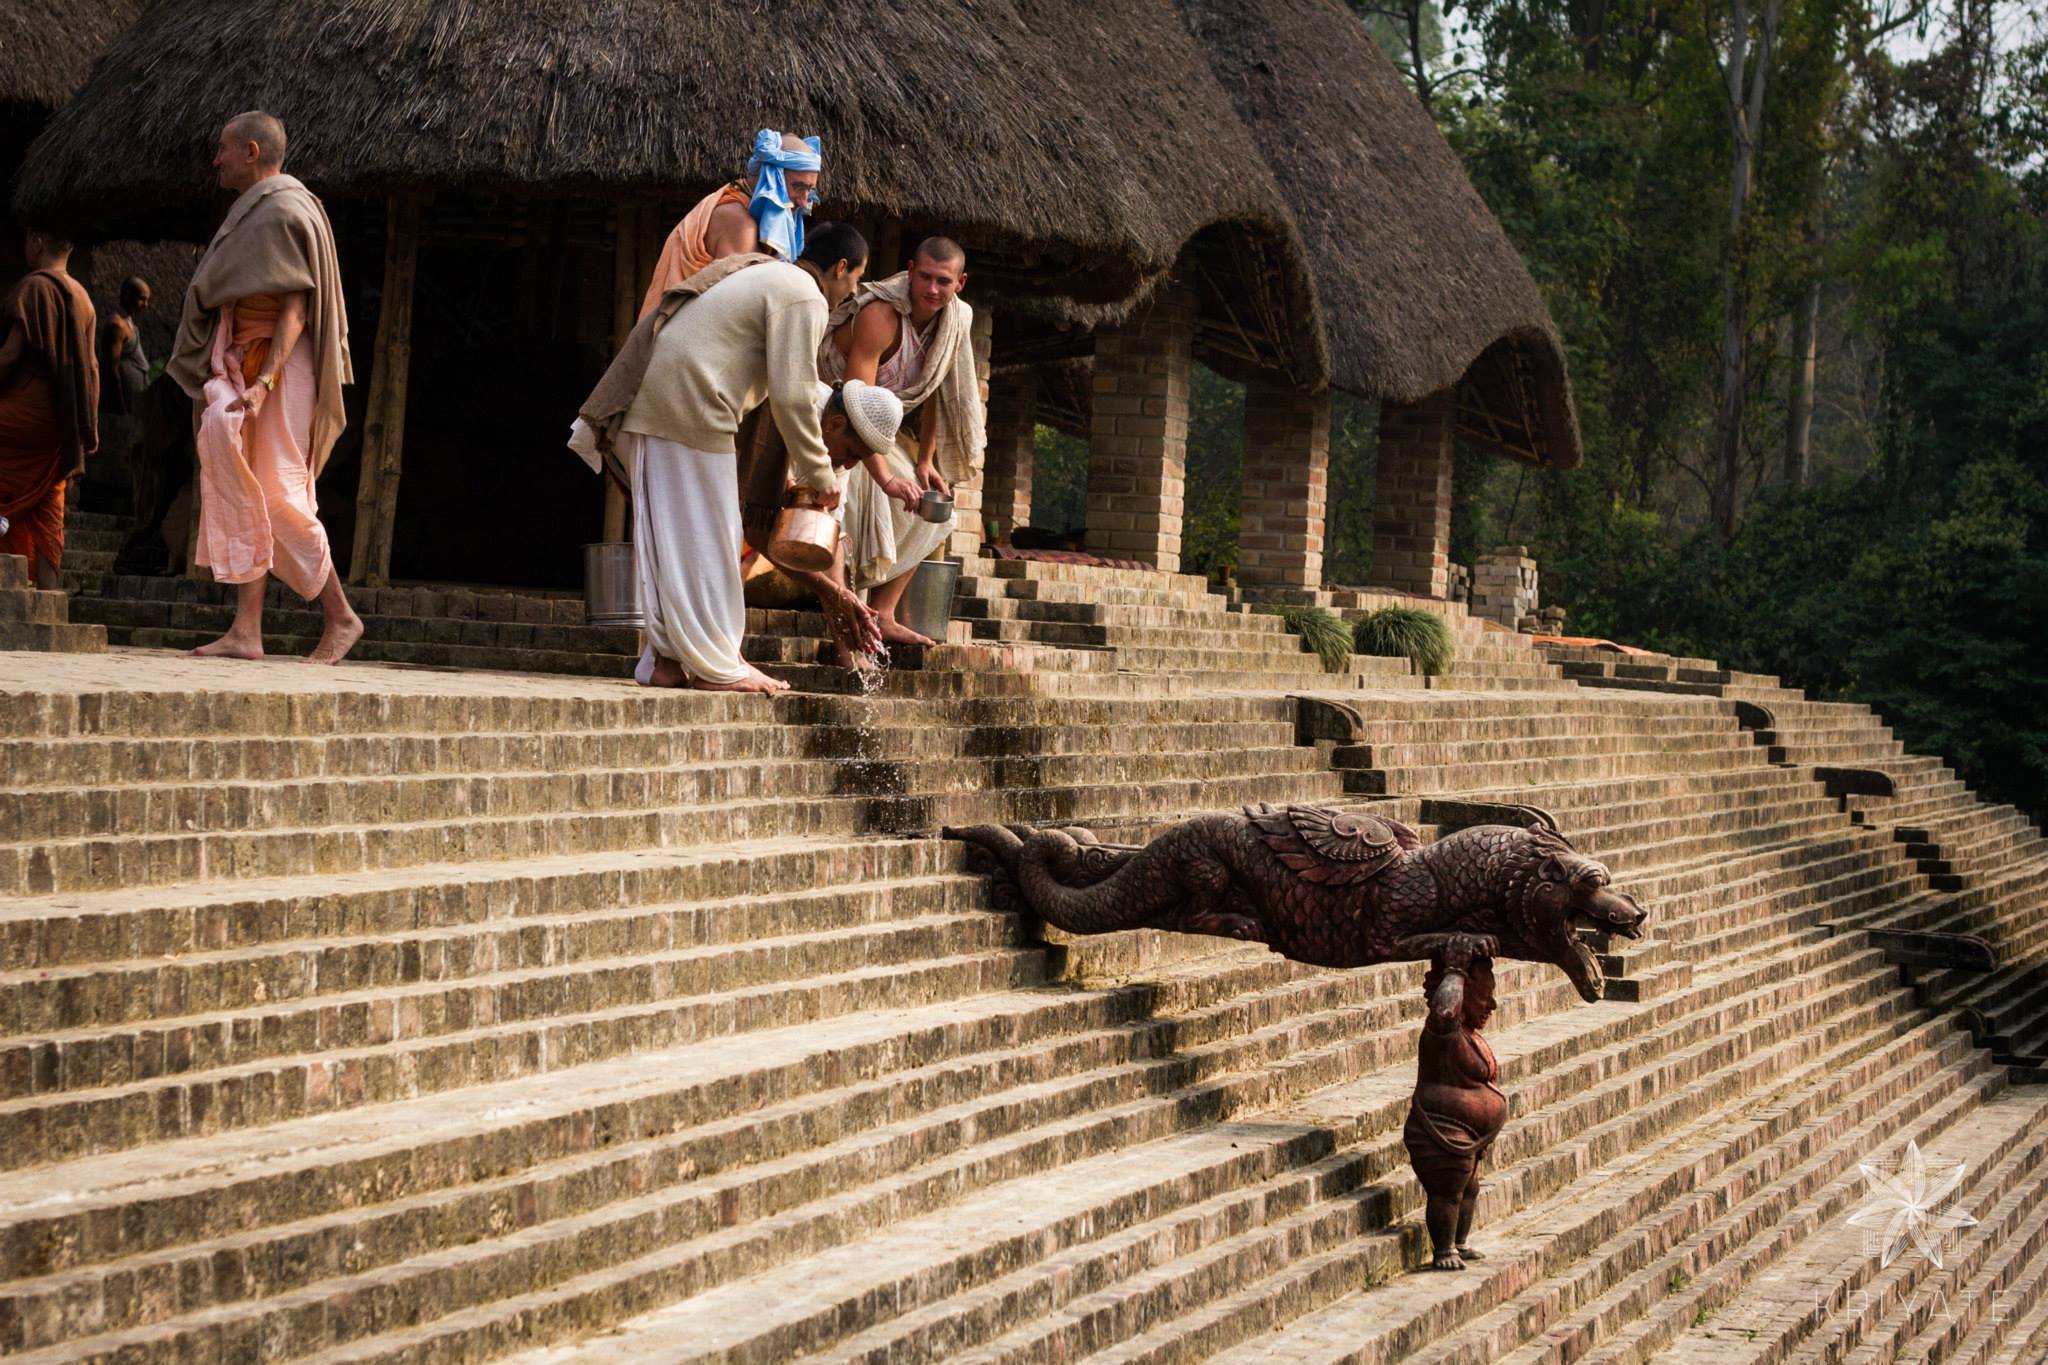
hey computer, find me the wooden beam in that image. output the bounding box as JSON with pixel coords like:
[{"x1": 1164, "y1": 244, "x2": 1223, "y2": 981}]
[
  {"x1": 348, "y1": 195, "x2": 422, "y2": 587},
  {"x1": 602, "y1": 200, "x2": 645, "y2": 543}
]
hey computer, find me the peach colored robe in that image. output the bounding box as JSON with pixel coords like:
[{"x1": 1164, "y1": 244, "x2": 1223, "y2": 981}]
[
  {"x1": 193, "y1": 295, "x2": 332, "y2": 598},
  {"x1": 638, "y1": 184, "x2": 752, "y2": 318}
]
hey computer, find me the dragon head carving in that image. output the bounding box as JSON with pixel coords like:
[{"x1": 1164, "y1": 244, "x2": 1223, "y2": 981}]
[{"x1": 1507, "y1": 826, "x2": 1648, "y2": 1004}]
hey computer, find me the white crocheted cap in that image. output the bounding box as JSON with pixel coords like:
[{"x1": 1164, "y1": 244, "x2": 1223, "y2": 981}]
[{"x1": 840, "y1": 379, "x2": 904, "y2": 455}]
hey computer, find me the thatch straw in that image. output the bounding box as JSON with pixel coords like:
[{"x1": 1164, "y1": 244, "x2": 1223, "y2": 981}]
[
  {"x1": 1175, "y1": 0, "x2": 1582, "y2": 467},
  {"x1": 11, "y1": 0, "x2": 1304, "y2": 310},
  {"x1": 0, "y1": 1, "x2": 141, "y2": 112}
]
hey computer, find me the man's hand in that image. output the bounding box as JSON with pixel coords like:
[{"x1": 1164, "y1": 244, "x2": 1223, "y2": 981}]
[
  {"x1": 915, "y1": 461, "x2": 951, "y2": 498},
  {"x1": 231, "y1": 383, "x2": 269, "y2": 418},
  {"x1": 791, "y1": 483, "x2": 841, "y2": 512},
  {"x1": 881, "y1": 475, "x2": 921, "y2": 513}
]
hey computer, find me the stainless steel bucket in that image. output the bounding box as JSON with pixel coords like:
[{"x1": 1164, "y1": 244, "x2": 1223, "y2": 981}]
[
  {"x1": 898, "y1": 557, "x2": 961, "y2": 644},
  {"x1": 582, "y1": 542, "x2": 642, "y2": 627}
]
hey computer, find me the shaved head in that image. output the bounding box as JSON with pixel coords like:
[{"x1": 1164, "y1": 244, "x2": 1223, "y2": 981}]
[
  {"x1": 781, "y1": 133, "x2": 812, "y2": 154},
  {"x1": 225, "y1": 111, "x2": 287, "y2": 168},
  {"x1": 914, "y1": 236, "x2": 966, "y2": 269}
]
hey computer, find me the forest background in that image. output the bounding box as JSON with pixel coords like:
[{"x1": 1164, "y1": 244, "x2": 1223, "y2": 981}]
[{"x1": 1030, "y1": 0, "x2": 2048, "y2": 821}]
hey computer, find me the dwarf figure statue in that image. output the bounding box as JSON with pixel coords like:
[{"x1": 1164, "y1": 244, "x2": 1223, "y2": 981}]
[{"x1": 1404, "y1": 935, "x2": 1506, "y2": 1270}]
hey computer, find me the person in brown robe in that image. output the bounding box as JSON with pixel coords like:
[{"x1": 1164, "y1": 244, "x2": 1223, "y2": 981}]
[
  {"x1": 0, "y1": 229, "x2": 99, "y2": 589},
  {"x1": 1404, "y1": 942, "x2": 1507, "y2": 1270}
]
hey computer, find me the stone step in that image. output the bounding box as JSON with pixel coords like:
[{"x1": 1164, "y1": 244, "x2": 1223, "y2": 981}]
[
  {"x1": 1540, "y1": 1083, "x2": 2048, "y2": 1365},
  {"x1": 0, "y1": 620, "x2": 108, "y2": 654},
  {"x1": 487, "y1": 941, "x2": 1952, "y2": 1363},
  {"x1": 0, "y1": 713, "x2": 1308, "y2": 790},
  {"x1": 0, "y1": 755, "x2": 1348, "y2": 898},
  {"x1": 1753, "y1": 1096, "x2": 2048, "y2": 1365},
  {"x1": 1188, "y1": 1022, "x2": 1989, "y2": 1365}
]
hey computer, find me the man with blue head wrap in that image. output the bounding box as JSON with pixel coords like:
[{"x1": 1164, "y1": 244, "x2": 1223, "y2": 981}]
[{"x1": 639, "y1": 130, "x2": 823, "y2": 317}]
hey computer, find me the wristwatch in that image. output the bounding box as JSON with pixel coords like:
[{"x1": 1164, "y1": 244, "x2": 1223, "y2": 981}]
[{"x1": 257, "y1": 373, "x2": 277, "y2": 392}]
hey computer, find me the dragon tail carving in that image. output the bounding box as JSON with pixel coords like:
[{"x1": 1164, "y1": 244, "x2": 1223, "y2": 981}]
[{"x1": 945, "y1": 822, "x2": 1189, "y2": 934}]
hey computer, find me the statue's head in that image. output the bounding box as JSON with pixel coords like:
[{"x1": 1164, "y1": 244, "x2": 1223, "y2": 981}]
[
  {"x1": 1425, "y1": 958, "x2": 1497, "y2": 1029},
  {"x1": 1508, "y1": 825, "x2": 1647, "y2": 1005}
]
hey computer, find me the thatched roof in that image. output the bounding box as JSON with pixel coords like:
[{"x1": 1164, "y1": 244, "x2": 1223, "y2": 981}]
[
  {"x1": 15, "y1": 0, "x2": 1577, "y2": 466},
  {"x1": 0, "y1": 1, "x2": 142, "y2": 111},
  {"x1": 12, "y1": 0, "x2": 1309, "y2": 314},
  {"x1": 1175, "y1": 0, "x2": 1581, "y2": 467}
]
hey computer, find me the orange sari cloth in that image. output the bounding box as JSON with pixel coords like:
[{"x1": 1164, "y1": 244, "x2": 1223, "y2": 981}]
[{"x1": 638, "y1": 184, "x2": 751, "y2": 318}]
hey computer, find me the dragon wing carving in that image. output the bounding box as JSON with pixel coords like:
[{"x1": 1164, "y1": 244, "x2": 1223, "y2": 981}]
[{"x1": 1246, "y1": 804, "x2": 1420, "y2": 886}]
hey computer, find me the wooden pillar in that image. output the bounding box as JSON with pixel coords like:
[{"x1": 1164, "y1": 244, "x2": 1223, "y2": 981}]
[
  {"x1": 602, "y1": 202, "x2": 643, "y2": 543},
  {"x1": 348, "y1": 195, "x2": 422, "y2": 588}
]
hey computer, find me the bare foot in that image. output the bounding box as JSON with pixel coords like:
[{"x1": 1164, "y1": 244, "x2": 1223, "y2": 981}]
[
  {"x1": 193, "y1": 632, "x2": 264, "y2": 660},
  {"x1": 1456, "y1": 1244, "x2": 1485, "y2": 1262},
  {"x1": 876, "y1": 616, "x2": 937, "y2": 648},
  {"x1": 691, "y1": 664, "x2": 789, "y2": 694},
  {"x1": 304, "y1": 612, "x2": 365, "y2": 665},
  {"x1": 1430, "y1": 1252, "x2": 1466, "y2": 1272}
]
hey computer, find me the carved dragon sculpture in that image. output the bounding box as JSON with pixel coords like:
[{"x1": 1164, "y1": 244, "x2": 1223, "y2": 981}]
[{"x1": 947, "y1": 806, "x2": 1649, "y2": 1002}]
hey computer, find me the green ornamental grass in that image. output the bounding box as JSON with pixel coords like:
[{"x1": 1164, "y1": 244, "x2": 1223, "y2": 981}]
[
  {"x1": 1277, "y1": 606, "x2": 1354, "y2": 672},
  {"x1": 1355, "y1": 606, "x2": 1454, "y2": 677}
]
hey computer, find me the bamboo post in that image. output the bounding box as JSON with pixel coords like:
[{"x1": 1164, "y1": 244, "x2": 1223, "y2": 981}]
[{"x1": 348, "y1": 194, "x2": 422, "y2": 587}]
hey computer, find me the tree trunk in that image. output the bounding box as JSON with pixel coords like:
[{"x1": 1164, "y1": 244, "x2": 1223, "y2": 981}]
[
  {"x1": 1710, "y1": 140, "x2": 1752, "y2": 541},
  {"x1": 1785, "y1": 278, "x2": 1819, "y2": 486}
]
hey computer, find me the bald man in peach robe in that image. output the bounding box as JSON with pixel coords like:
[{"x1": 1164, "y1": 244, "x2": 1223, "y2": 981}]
[{"x1": 170, "y1": 111, "x2": 362, "y2": 664}]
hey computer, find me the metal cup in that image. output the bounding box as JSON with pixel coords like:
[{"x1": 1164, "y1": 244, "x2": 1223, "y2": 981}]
[{"x1": 918, "y1": 489, "x2": 954, "y2": 524}]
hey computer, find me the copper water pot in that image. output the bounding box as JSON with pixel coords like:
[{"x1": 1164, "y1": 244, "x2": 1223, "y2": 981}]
[{"x1": 766, "y1": 505, "x2": 838, "y2": 573}]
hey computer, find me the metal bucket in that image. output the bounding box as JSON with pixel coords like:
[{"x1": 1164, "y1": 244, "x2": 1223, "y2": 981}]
[
  {"x1": 898, "y1": 557, "x2": 961, "y2": 644},
  {"x1": 582, "y1": 542, "x2": 642, "y2": 627}
]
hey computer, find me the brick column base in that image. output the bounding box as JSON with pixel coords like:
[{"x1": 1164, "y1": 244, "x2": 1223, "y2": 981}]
[
  {"x1": 1085, "y1": 280, "x2": 1193, "y2": 572},
  {"x1": 983, "y1": 368, "x2": 1037, "y2": 542},
  {"x1": 1238, "y1": 381, "x2": 1330, "y2": 593},
  {"x1": 1371, "y1": 392, "x2": 1455, "y2": 597}
]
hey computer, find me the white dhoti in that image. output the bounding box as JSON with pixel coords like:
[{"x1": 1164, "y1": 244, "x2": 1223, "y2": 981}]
[
  {"x1": 844, "y1": 436, "x2": 950, "y2": 591},
  {"x1": 629, "y1": 433, "x2": 750, "y2": 686}
]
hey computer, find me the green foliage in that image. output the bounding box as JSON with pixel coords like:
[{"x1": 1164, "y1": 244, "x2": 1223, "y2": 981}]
[
  {"x1": 1354, "y1": 607, "x2": 1455, "y2": 677},
  {"x1": 1029, "y1": 425, "x2": 1089, "y2": 537},
  {"x1": 1277, "y1": 606, "x2": 1356, "y2": 673}
]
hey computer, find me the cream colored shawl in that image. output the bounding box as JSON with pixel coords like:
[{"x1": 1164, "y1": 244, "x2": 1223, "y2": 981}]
[
  {"x1": 169, "y1": 175, "x2": 353, "y2": 475},
  {"x1": 818, "y1": 273, "x2": 984, "y2": 485}
]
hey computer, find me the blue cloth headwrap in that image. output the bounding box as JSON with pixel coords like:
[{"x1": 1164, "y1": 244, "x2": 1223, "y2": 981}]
[{"x1": 747, "y1": 129, "x2": 823, "y2": 262}]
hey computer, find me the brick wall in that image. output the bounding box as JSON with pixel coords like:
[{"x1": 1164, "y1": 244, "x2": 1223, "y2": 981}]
[
  {"x1": 1238, "y1": 381, "x2": 1330, "y2": 592},
  {"x1": 1370, "y1": 392, "x2": 1455, "y2": 597},
  {"x1": 1085, "y1": 280, "x2": 1193, "y2": 572},
  {"x1": 983, "y1": 367, "x2": 1038, "y2": 542}
]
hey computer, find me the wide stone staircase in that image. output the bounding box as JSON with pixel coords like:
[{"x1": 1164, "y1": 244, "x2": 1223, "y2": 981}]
[{"x1": 1, "y1": 559, "x2": 2043, "y2": 1363}]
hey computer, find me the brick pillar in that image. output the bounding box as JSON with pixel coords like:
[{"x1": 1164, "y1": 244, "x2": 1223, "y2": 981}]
[
  {"x1": 983, "y1": 367, "x2": 1038, "y2": 542},
  {"x1": 1237, "y1": 381, "x2": 1330, "y2": 593},
  {"x1": 946, "y1": 307, "x2": 996, "y2": 560},
  {"x1": 1086, "y1": 280, "x2": 1193, "y2": 571},
  {"x1": 1371, "y1": 391, "x2": 1455, "y2": 596}
]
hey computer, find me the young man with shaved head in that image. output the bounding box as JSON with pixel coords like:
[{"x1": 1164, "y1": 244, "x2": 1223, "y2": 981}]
[
  {"x1": 169, "y1": 110, "x2": 362, "y2": 664},
  {"x1": 639, "y1": 129, "x2": 824, "y2": 316},
  {"x1": 820, "y1": 236, "x2": 986, "y2": 645}
]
